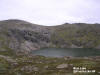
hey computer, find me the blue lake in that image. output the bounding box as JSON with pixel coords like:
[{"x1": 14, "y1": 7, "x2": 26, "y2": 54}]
[{"x1": 32, "y1": 48, "x2": 100, "y2": 57}]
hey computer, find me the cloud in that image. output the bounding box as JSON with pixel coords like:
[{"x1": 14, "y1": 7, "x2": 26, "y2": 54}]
[{"x1": 0, "y1": 0, "x2": 100, "y2": 25}]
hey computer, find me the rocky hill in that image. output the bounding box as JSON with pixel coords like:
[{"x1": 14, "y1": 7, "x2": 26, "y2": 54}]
[{"x1": 0, "y1": 19, "x2": 100, "y2": 54}]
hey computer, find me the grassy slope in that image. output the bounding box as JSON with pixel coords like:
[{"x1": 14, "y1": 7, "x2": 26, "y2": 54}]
[
  {"x1": 51, "y1": 23, "x2": 100, "y2": 48},
  {"x1": 0, "y1": 54, "x2": 100, "y2": 75}
]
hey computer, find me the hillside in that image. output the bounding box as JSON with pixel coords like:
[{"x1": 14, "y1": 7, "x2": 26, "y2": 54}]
[{"x1": 0, "y1": 19, "x2": 100, "y2": 55}]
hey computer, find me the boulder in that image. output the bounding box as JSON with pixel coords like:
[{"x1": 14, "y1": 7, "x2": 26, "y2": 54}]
[{"x1": 56, "y1": 64, "x2": 68, "y2": 69}]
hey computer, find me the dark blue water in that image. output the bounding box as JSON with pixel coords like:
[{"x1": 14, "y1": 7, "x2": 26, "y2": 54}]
[{"x1": 32, "y1": 48, "x2": 100, "y2": 57}]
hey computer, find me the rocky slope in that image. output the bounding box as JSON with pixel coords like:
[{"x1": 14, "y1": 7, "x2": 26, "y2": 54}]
[
  {"x1": 0, "y1": 55, "x2": 100, "y2": 75},
  {"x1": 0, "y1": 19, "x2": 100, "y2": 54}
]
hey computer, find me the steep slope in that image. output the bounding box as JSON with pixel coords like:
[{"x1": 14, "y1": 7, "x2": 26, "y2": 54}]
[
  {"x1": 0, "y1": 19, "x2": 52, "y2": 55},
  {"x1": 51, "y1": 23, "x2": 100, "y2": 48},
  {"x1": 0, "y1": 19, "x2": 100, "y2": 55}
]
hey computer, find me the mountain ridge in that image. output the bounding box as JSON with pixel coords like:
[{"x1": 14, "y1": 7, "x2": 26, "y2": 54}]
[{"x1": 0, "y1": 19, "x2": 100, "y2": 54}]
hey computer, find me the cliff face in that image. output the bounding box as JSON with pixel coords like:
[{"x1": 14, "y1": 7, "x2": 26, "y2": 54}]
[{"x1": 0, "y1": 19, "x2": 100, "y2": 54}]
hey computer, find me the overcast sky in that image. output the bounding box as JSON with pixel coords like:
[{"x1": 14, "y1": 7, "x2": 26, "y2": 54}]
[{"x1": 0, "y1": 0, "x2": 100, "y2": 25}]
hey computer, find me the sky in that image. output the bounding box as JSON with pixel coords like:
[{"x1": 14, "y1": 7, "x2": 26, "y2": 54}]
[{"x1": 0, "y1": 0, "x2": 100, "y2": 26}]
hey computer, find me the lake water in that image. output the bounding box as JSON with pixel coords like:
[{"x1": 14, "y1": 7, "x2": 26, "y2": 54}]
[{"x1": 32, "y1": 48, "x2": 100, "y2": 57}]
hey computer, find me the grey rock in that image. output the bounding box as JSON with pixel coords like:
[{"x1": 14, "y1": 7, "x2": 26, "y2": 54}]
[{"x1": 56, "y1": 64, "x2": 68, "y2": 69}]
